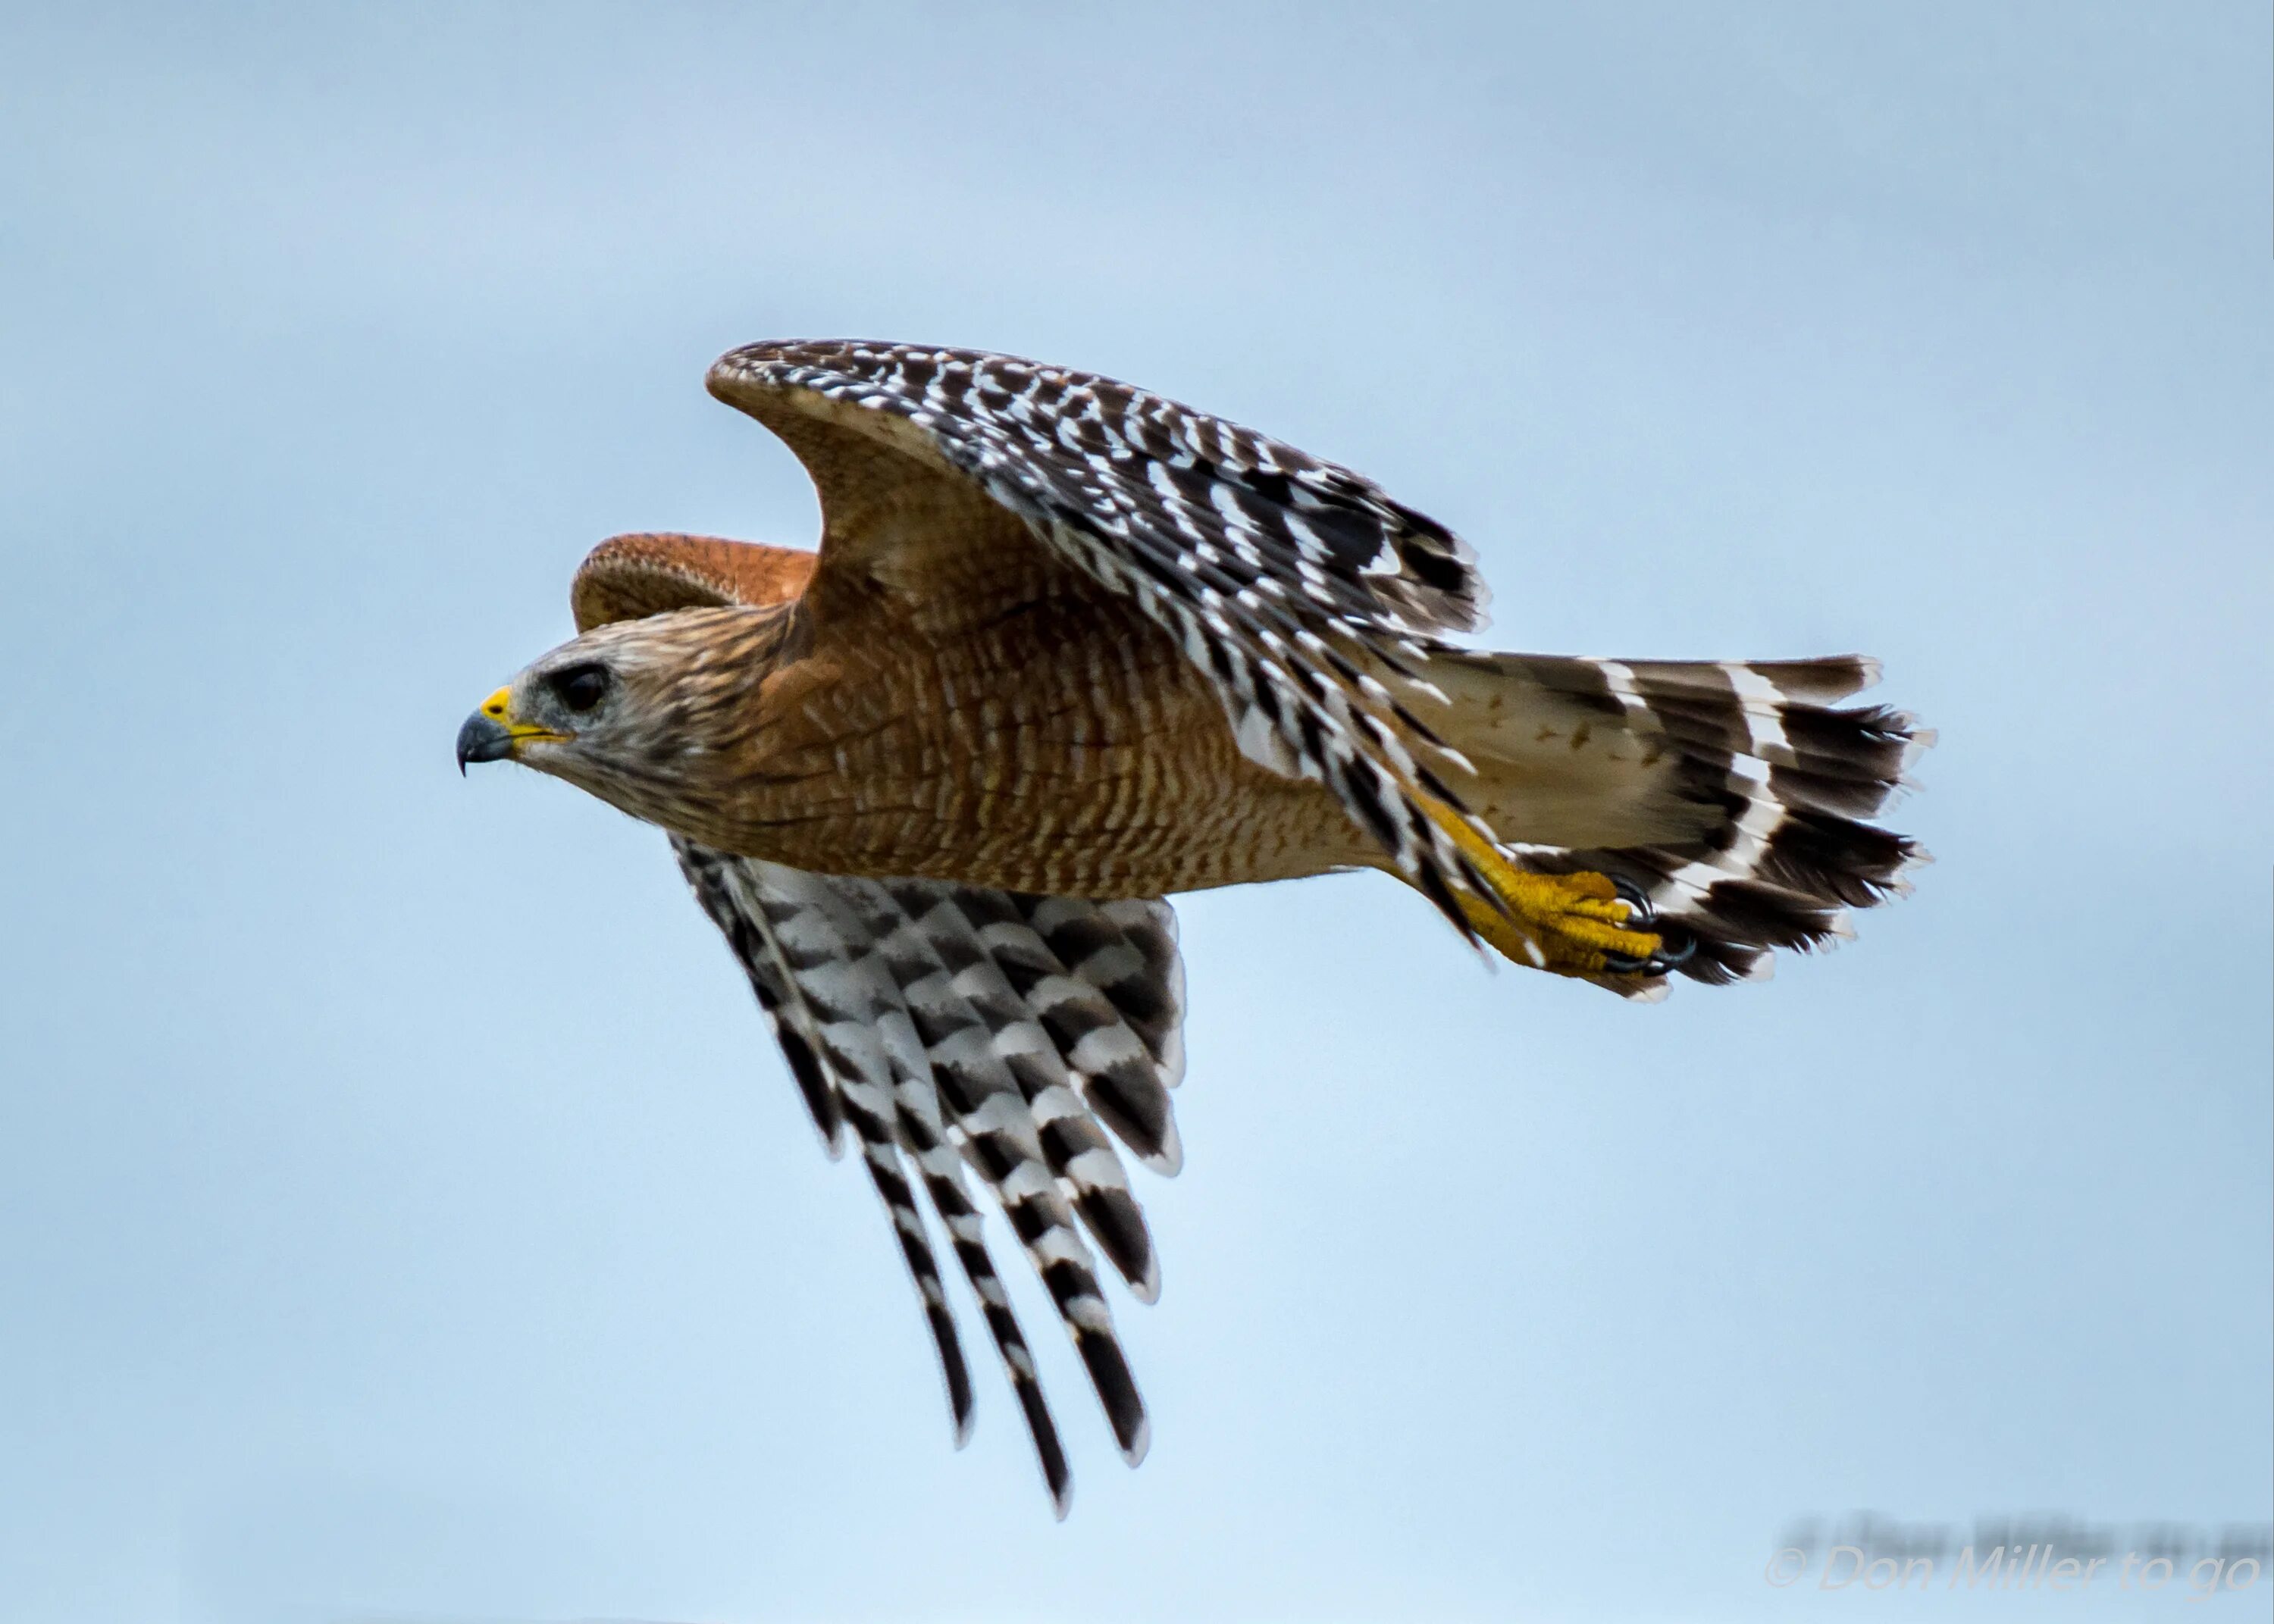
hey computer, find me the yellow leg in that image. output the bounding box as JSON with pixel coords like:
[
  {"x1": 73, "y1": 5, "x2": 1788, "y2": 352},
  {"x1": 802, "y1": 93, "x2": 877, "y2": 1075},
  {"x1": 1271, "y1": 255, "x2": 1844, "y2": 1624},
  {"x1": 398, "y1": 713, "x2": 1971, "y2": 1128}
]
[{"x1": 1419, "y1": 794, "x2": 1667, "y2": 977}]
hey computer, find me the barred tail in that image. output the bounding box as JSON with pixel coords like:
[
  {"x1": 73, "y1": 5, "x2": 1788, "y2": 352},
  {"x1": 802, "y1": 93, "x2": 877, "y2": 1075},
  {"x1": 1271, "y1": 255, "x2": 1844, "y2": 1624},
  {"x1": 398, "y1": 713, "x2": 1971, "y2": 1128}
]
[{"x1": 1430, "y1": 651, "x2": 1931, "y2": 993}]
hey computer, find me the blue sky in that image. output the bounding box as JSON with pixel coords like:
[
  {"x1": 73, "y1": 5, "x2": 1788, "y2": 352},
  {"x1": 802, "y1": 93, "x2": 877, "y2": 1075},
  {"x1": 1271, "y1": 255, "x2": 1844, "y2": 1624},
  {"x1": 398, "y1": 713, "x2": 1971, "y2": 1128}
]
[{"x1": 2, "y1": 5, "x2": 2267, "y2": 1620}]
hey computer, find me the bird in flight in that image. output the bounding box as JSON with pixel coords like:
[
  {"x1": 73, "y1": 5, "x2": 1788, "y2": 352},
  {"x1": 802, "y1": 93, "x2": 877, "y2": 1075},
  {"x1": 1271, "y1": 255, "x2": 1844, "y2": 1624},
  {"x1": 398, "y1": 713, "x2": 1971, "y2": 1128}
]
[{"x1": 457, "y1": 340, "x2": 1928, "y2": 1514}]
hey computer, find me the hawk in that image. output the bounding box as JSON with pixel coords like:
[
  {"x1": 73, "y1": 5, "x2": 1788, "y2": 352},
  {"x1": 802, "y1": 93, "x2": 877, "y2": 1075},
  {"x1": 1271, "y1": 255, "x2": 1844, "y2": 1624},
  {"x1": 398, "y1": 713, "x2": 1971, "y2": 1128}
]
[{"x1": 456, "y1": 340, "x2": 1928, "y2": 1513}]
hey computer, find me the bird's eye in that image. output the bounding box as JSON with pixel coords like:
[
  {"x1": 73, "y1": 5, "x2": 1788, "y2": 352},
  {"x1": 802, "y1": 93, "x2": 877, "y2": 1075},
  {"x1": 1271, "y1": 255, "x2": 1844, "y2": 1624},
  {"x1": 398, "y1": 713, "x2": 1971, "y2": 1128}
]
[{"x1": 547, "y1": 663, "x2": 611, "y2": 713}]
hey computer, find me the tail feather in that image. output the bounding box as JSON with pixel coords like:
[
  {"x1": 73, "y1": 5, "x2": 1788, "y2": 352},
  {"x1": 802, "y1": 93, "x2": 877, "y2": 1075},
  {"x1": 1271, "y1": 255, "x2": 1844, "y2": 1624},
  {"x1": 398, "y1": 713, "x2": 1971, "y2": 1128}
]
[{"x1": 1428, "y1": 649, "x2": 1930, "y2": 993}]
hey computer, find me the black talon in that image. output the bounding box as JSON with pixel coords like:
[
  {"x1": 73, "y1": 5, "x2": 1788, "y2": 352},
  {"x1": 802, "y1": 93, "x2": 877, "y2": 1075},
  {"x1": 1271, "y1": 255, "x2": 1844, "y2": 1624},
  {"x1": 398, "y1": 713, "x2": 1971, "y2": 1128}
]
[
  {"x1": 1649, "y1": 925, "x2": 1699, "y2": 973},
  {"x1": 1602, "y1": 920, "x2": 1698, "y2": 978},
  {"x1": 1610, "y1": 874, "x2": 1656, "y2": 925}
]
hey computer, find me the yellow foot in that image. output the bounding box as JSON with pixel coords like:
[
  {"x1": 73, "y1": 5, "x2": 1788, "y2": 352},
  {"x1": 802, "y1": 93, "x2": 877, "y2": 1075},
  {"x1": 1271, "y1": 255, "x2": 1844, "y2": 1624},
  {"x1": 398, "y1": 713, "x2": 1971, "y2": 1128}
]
[
  {"x1": 1457, "y1": 866, "x2": 1671, "y2": 976},
  {"x1": 1417, "y1": 793, "x2": 1678, "y2": 978}
]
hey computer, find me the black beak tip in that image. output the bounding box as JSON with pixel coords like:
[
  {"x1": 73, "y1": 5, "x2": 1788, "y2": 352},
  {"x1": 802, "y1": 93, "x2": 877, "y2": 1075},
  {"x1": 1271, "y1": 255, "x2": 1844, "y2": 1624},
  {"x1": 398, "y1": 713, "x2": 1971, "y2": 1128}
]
[{"x1": 456, "y1": 711, "x2": 513, "y2": 774}]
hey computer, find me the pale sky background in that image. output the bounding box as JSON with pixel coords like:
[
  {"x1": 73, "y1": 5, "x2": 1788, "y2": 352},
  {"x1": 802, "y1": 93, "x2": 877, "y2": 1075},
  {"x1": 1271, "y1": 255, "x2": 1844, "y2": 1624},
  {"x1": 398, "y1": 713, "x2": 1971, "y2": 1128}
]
[{"x1": 2, "y1": 5, "x2": 2269, "y2": 1622}]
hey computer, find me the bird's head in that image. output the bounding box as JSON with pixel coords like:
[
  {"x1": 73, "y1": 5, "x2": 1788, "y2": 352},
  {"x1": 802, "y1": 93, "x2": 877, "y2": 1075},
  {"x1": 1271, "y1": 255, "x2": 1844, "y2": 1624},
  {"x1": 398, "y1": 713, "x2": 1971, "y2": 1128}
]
[{"x1": 456, "y1": 605, "x2": 796, "y2": 830}]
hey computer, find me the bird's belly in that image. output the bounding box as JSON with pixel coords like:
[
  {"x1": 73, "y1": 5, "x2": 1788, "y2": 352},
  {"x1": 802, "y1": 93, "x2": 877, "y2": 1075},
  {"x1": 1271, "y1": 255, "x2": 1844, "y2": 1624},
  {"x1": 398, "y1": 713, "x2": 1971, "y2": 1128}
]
[{"x1": 718, "y1": 599, "x2": 1377, "y2": 896}]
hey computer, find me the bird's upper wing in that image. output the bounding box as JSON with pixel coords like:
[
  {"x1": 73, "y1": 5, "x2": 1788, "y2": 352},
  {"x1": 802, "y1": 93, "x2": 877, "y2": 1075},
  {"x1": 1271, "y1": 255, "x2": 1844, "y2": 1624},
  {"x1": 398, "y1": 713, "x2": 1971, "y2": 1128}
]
[
  {"x1": 572, "y1": 534, "x2": 1186, "y2": 1515},
  {"x1": 705, "y1": 339, "x2": 1507, "y2": 937}
]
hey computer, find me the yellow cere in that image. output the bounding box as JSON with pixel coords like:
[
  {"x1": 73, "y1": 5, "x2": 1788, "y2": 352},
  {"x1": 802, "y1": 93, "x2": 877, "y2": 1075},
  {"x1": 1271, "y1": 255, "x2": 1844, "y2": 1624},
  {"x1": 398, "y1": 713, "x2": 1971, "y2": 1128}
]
[{"x1": 482, "y1": 687, "x2": 513, "y2": 719}]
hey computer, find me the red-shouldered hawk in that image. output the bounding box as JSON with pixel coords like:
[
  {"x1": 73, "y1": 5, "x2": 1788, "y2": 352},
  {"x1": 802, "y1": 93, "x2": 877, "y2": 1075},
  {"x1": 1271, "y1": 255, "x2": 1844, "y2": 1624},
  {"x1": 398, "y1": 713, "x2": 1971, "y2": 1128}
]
[{"x1": 456, "y1": 340, "x2": 1928, "y2": 1514}]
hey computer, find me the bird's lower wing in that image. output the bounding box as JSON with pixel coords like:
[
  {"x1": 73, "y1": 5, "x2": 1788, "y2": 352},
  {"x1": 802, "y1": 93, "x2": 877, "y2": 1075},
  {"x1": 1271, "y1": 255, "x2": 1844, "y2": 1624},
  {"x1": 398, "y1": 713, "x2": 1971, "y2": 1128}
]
[{"x1": 671, "y1": 839, "x2": 1184, "y2": 1516}]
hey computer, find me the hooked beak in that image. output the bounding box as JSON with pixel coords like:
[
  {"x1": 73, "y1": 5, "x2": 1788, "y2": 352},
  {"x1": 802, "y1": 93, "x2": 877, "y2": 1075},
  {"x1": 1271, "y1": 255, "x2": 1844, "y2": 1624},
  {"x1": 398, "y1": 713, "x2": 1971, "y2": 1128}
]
[{"x1": 456, "y1": 687, "x2": 568, "y2": 774}]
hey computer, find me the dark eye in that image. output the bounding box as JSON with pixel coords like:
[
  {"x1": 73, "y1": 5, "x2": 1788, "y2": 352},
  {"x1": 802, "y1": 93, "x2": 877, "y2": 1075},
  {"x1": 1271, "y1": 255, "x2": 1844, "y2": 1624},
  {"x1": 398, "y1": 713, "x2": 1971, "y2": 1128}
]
[{"x1": 547, "y1": 662, "x2": 611, "y2": 713}]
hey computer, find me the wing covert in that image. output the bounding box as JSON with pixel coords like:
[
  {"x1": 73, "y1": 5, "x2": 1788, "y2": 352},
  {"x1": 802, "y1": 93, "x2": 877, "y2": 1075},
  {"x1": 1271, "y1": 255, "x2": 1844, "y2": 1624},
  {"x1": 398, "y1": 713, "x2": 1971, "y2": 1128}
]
[{"x1": 570, "y1": 530, "x2": 817, "y2": 632}]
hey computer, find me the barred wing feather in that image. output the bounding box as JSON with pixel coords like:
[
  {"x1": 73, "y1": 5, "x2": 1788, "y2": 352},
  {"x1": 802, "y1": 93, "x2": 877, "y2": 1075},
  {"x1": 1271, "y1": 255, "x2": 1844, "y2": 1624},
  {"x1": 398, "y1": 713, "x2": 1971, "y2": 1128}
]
[{"x1": 672, "y1": 838, "x2": 1186, "y2": 1516}]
